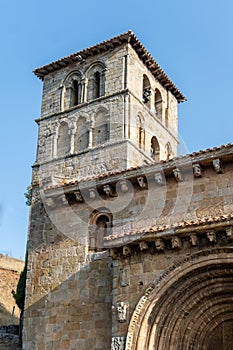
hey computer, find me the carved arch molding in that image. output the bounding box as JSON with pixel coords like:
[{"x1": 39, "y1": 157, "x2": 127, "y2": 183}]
[{"x1": 125, "y1": 247, "x2": 233, "y2": 350}]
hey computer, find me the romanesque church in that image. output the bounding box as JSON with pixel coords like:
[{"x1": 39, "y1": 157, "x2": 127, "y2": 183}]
[{"x1": 24, "y1": 31, "x2": 233, "y2": 349}]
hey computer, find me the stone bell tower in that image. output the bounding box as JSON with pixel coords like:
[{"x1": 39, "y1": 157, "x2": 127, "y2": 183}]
[{"x1": 33, "y1": 30, "x2": 185, "y2": 187}]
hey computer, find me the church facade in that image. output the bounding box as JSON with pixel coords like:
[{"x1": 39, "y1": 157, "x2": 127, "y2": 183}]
[{"x1": 24, "y1": 31, "x2": 233, "y2": 349}]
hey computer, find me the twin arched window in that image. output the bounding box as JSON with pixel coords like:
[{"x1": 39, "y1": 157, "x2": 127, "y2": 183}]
[{"x1": 61, "y1": 63, "x2": 106, "y2": 111}]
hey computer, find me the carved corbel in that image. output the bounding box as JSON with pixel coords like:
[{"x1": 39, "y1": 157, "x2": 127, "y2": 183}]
[
  {"x1": 154, "y1": 172, "x2": 165, "y2": 185},
  {"x1": 137, "y1": 176, "x2": 147, "y2": 188},
  {"x1": 190, "y1": 233, "x2": 198, "y2": 246},
  {"x1": 89, "y1": 188, "x2": 97, "y2": 199},
  {"x1": 103, "y1": 185, "x2": 114, "y2": 197},
  {"x1": 226, "y1": 227, "x2": 233, "y2": 240},
  {"x1": 193, "y1": 164, "x2": 202, "y2": 177},
  {"x1": 119, "y1": 180, "x2": 130, "y2": 193},
  {"x1": 74, "y1": 190, "x2": 83, "y2": 203},
  {"x1": 139, "y1": 241, "x2": 148, "y2": 251},
  {"x1": 213, "y1": 159, "x2": 223, "y2": 174},
  {"x1": 171, "y1": 236, "x2": 182, "y2": 249},
  {"x1": 123, "y1": 245, "x2": 131, "y2": 257},
  {"x1": 45, "y1": 197, "x2": 56, "y2": 208},
  {"x1": 155, "y1": 238, "x2": 165, "y2": 251},
  {"x1": 207, "y1": 231, "x2": 217, "y2": 243},
  {"x1": 109, "y1": 248, "x2": 118, "y2": 260},
  {"x1": 173, "y1": 168, "x2": 183, "y2": 182}
]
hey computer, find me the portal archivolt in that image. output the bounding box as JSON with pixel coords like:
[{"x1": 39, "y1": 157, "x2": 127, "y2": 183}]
[{"x1": 125, "y1": 248, "x2": 233, "y2": 350}]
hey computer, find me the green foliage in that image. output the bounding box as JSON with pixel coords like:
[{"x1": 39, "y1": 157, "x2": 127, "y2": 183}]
[
  {"x1": 12, "y1": 253, "x2": 28, "y2": 311},
  {"x1": 24, "y1": 185, "x2": 32, "y2": 206}
]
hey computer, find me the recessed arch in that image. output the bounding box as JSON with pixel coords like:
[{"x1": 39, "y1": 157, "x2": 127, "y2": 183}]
[
  {"x1": 57, "y1": 121, "x2": 70, "y2": 156},
  {"x1": 93, "y1": 108, "x2": 110, "y2": 146},
  {"x1": 125, "y1": 248, "x2": 233, "y2": 350},
  {"x1": 74, "y1": 116, "x2": 89, "y2": 152}
]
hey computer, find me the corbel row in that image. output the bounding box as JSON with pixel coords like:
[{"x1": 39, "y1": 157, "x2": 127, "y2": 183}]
[
  {"x1": 43, "y1": 158, "x2": 224, "y2": 206},
  {"x1": 109, "y1": 227, "x2": 233, "y2": 259}
]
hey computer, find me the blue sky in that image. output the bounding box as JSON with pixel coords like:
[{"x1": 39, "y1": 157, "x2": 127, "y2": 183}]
[{"x1": 0, "y1": 0, "x2": 232, "y2": 259}]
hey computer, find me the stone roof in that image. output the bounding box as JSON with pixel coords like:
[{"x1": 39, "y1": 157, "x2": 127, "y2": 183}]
[{"x1": 33, "y1": 30, "x2": 186, "y2": 102}]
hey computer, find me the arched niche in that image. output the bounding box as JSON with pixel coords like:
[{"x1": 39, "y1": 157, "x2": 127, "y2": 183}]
[
  {"x1": 125, "y1": 247, "x2": 233, "y2": 350},
  {"x1": 165, "y1": 142, "x2": 172, "y2": 160},
  {"x1": 93, "y1": 108, "x2": 109, "y2": 146},
  {"x1": 89, "y1": 208, "x2": 113, "y2": 252},
  {"x1": 57, "y1": 121, "x2": 70, "y2": 156},
  {"x1": 74, "y1": 116, "x2": 89, "y2": 152}
]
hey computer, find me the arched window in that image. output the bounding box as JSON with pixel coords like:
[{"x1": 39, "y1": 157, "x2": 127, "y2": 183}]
[
  {"x1": 142, "y1": 74, "x2": 151, "y2": 109},
  {"x1": 57, "y1": 122, "x2": 70, "y2": 156},
  {"x1": 155, "y1": 89, "x2": 162, "y2": 121},
  {"x1": 93, "y1": 109, "x2": 109, "y2": 146},
  {"x1": 137, "y1": 114, "x2": 145, "y2": 150},
  {"x1": 62, "y1": 71, "x2": 82, "y2": 110},
  {"x1": 87, "y1": 63, "x2": 105, "y2": 101},
  {"x1": 89, "y1": 209, "x2": 113, "y2": 252},
  {"x1": 151, "y1": 136, "x2": 160, "y2": 162},
  {"x1": 165, "y1": 142, "x2": 172, "y2": 160},
  {"x1": 74, "y1": 117, "x2": 89, "y2": 152}
]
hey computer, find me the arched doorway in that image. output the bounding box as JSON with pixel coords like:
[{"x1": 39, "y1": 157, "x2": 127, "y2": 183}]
[{"x1": 125, "y1": 248, "x2": 233, "y2": 350}]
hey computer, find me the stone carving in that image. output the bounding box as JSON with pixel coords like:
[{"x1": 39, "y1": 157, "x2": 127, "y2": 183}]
[
  {"x1": 137, "y1": 176, "x2": 147, "y2": 188},
  {"x1": 193, "y1": 164, "x2": 202, "y2": 177},
  {"x1": 120, "y1": 267, "x2": 130, "y2": 287},
  {"x1": 207, "y1": 231, "x2": 217, "y2": 243},
  {"x1": 111, "y1": 337, "x2": 125, "y2": 350},
  {"x1": 116, "y1": 302, "x2": 127, "y2": 322},
  {"x1": 154, "y1": 172, "x2": 165, "y2": 185},
  {"x1": 103, "y1": 185, "x2": 114, "y2": 197},
  {"x1": 155, "y1": 238, "x2": 165, "y2": 251},
  {"x1": 190, "y1": 233, "x2": 198, "y2": 246},
  {"x1": 139, "y1": 241, "x2": 148, "y2": 251},
  {"x1": 119, "y1": 180, "x2": 130, "y2": 193},
  {"x1": 89, "y1": 188, "x2": 97, "y2": 199},
  {"x1": 74, "y1": 190, "x2": 83, "y2": 203},
  {"x1": 213, "y1": 159, "x2": 223, "y2": 174},
  {"x1": 171, "y1": 236, "x2": 182, "y2": 249},
  {"x1": 173, "y1": 168, "x2": 183, "y2": 182},
  {"x1": 226, "y1": 227, "x2": 233, "y2": 239},
  {"x1": 123, "y1": 245, "x2": 131, "y2": 257},
  {"x1": 45, "y1": 196, "x2": 56, "y2": 208},
  {"x1": 109, "y1": 248, "x2": 118, "y2": 260}
]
